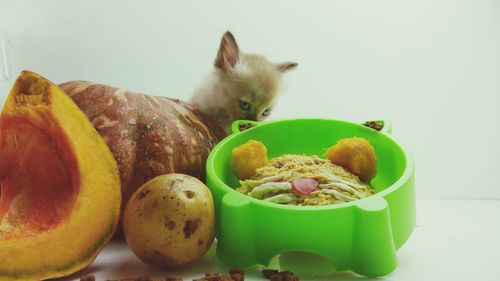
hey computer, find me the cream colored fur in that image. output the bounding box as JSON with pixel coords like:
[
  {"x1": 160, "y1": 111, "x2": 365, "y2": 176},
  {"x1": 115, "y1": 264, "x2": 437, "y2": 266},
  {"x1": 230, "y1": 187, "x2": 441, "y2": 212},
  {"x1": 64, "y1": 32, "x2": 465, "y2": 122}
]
[{"x1": 191, "y1": 31, "x2": 297, "y2": 134}]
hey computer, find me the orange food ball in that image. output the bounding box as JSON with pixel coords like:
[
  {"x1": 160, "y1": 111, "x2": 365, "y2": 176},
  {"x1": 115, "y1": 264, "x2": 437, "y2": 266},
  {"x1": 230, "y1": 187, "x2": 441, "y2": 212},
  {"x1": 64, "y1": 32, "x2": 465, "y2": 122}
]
[
  {"x1": 325, "y1": 137, "x2": 377, "y2": 182},
  {"x1": 231, "y1": 139, "x2": 269, "y2": 180}
]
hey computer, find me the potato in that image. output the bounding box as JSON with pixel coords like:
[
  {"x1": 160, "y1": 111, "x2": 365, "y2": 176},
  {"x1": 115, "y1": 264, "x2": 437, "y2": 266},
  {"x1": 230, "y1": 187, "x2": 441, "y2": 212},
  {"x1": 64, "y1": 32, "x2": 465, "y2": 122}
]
[
  {"x1": 123, "y1": 173, "x2": 215, "y2": 268},
  {"x1": 325, "y1": 137, "x2": 377, "y2": 182},
  {"x1": 231, "y1": 139, "x2": 268, "y2": 180}
]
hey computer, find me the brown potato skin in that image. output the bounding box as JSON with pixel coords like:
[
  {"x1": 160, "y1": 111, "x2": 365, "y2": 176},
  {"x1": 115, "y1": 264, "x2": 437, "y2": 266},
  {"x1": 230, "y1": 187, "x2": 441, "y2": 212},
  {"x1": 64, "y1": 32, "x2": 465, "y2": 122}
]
[
  {"x1": 59, "y1": 81, "x2": 226, "y2": 218},
  {"x1": 123, "y1": 173, "x2": 215, "y2": 268}
]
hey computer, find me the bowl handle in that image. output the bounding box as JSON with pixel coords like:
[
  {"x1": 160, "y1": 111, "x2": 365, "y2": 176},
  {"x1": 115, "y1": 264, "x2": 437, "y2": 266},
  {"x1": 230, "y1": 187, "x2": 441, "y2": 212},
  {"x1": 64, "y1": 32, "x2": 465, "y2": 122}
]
[
  {"x1": 230, "y1": 120, "x2": 261, "y2": 134},
  {"x1": 380, "y1": 120, "x2": 392, "y2": 134}
]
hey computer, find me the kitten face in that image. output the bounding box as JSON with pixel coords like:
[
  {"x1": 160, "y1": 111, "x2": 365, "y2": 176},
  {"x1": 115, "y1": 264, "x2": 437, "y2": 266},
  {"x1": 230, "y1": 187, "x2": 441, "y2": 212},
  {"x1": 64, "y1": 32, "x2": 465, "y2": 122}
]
[
  {"x1": 191, "y1": 31, "x2": 297, "y2": 134},
  {"x1": 224, "y1": 54, "x2": 281, "y2": 122}
]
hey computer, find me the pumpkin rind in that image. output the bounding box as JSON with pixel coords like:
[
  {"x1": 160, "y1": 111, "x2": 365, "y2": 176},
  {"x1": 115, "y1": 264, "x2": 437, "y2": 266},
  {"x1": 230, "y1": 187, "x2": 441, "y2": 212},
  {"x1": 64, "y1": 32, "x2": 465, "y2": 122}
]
[{"x1": 0, "y1": 71, "x2": 121, "y2": 280}]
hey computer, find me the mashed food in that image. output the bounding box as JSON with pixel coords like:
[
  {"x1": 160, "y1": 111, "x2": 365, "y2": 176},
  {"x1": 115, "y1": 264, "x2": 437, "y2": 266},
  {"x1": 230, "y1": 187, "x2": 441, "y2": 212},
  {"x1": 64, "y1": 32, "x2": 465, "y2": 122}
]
[{"x1": 236, "y1": 154, "x2": 374, "y2": 206}]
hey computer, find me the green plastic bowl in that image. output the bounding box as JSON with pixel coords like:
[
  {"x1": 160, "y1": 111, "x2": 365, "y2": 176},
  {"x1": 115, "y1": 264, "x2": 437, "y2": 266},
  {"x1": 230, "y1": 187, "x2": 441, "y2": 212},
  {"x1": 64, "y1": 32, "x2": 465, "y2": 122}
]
[{"x1": 206, "y1": 119, "x2": 415, "y2": 277}]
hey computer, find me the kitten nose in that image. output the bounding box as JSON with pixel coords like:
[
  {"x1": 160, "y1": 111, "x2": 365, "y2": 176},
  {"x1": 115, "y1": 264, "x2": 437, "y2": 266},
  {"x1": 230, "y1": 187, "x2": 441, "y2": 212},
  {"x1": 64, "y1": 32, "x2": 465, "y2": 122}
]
[{"x1": 248, "y1": 113, "x2": 258, "y2": 121}]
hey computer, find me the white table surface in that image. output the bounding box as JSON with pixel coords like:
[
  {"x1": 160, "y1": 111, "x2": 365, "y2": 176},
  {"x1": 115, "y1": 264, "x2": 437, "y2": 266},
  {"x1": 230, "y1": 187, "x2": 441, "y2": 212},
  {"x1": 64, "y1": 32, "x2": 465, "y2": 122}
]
[{"x1": 55, "y1": 198, "x2": 500, "y2": 281}]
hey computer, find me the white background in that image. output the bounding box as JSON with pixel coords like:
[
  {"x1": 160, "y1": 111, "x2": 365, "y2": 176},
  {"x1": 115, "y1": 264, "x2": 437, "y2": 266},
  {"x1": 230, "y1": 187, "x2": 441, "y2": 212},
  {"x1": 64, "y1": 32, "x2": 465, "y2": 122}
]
[
  {"x1": 1, "y1": 1, "x2": 500, "y2": 280},
  {"x1": 1, "y1": 0, "x2": 499, "y2": 199}
]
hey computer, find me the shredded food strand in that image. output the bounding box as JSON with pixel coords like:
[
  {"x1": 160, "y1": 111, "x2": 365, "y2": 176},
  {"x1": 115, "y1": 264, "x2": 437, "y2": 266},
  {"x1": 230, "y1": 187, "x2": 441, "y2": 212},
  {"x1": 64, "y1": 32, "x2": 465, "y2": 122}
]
[{"x1": 236, "y1": 154, "x2": 374, "y2": 206}]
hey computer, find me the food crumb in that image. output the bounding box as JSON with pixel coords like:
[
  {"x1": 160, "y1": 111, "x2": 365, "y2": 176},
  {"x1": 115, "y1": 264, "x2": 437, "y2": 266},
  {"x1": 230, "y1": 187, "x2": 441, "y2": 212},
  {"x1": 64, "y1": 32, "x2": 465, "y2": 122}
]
[
  {"x1": 102, "y1": 270, "x2": 246, "y2": 281},
  {"x1": 228, "y1": 268, "x2": 245, "y2": 281},
  {"x1": 280, "y1": 271, "x2": 299, "y2": 281},
  {"x1": 262, "y1": 269, "x2": 279, "y2": 279},
  {"x1": 362, "y1": 120, "x2": 383, "y2": 131},
  {"x1": 204, "y1": 272, "x2": 219, "y2": 280},
  {"x1": 270, "y1": 275, "x2": 282, "y2": 281},
  {"x1": 262, "y1": 269, "x2": 299, "y2": 281},
  {"x1": 230, "y1": 273, "x2": 244, "y2": 281},
  {"x1": 238, "y1": 123, "x2": 254, "y2": 132},
  {"x1": 80, "y1": 275, "x2": 95, "y2": 281}
]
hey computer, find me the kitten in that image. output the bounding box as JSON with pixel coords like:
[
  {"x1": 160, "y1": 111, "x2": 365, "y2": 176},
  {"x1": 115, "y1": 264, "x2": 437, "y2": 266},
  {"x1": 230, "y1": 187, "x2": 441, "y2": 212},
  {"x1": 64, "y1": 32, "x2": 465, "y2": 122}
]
[{"x1": 191, "y1": 31, "x2": 297, "y2": 135}]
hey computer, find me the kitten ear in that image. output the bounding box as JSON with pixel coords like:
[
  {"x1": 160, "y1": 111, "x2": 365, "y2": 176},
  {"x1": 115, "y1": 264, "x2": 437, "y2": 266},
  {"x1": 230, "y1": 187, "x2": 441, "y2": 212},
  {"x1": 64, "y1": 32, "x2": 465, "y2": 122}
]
[
  {"x1": 214, "y1": 31, "x2": 240, "y2": 71},
  {"x1": 277, "y1": 62, "x2": 298, "y2": 72}
]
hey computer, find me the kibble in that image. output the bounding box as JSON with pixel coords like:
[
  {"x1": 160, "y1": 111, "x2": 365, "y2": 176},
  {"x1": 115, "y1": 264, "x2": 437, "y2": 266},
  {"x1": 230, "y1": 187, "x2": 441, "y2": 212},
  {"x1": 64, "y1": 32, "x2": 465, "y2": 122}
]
[
  {"x1": 362, "y1": 120, "x2": 383, "y2": 131},
  {"x1": 80, "y1": 275, "x2": 96, "y2": 281},
  {"x1": 230, "y1": 273, "x2": 243, "y2": 281},
  {"x1": 262, "y1": 269, "x2": 279, "y2": 279},
  {"x1": 262, "y1": 269, "x2": 299, "y2": 281},
  {"x1": 238, "y1": 123, "x2": 254, "y2": 132},
  {"x1": 83, "y1": 268, "x2": 249, "y2": 281}
]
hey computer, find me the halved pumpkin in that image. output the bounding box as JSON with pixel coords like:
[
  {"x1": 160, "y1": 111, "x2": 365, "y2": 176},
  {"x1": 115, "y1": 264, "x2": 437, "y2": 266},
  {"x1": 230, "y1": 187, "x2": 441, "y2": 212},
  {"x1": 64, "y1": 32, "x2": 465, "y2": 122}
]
[{"x1": 0, "y1": 71, "x2": 121, "y2": 280}]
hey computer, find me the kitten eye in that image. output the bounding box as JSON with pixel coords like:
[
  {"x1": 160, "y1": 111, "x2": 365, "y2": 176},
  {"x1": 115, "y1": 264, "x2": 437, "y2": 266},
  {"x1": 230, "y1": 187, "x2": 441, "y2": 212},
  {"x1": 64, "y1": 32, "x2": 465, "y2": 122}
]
[
  {"x1": 262, "y1": 108, "x2": 272, "y2": 116},
  {"x1": 239, "y1": 100, "x2": 251, "y2": 111}
]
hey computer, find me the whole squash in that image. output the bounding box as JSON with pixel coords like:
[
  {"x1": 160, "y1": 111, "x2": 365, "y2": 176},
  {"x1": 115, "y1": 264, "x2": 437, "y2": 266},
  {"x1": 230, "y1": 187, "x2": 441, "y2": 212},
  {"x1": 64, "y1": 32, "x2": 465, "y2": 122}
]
[
  {"x1": 59, "y1": 81, "x2": 226, "y2": 215},
  {"x1": 0, "y1": 71, "x2": 121, "y2": 280}
]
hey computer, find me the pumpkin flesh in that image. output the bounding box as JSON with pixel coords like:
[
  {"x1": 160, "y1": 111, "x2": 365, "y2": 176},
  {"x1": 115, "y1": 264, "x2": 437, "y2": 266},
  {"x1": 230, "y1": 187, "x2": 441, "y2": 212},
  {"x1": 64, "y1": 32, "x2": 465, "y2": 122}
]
[
  {"x1": 0, "y1": 115, "x2": 79, "y2": 239},
  {"x1": 0, "y1": 71, "x2": 121, "y2": 280}
]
